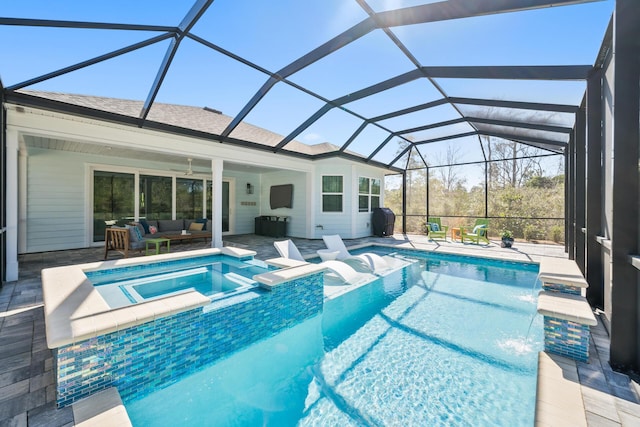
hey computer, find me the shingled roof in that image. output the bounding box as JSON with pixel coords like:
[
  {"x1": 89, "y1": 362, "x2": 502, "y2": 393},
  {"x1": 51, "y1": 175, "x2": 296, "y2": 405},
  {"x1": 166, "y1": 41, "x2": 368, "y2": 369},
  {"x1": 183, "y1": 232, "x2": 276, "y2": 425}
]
[{"x1": 17, "y1": 90, "x2": 352, "y2": 158}]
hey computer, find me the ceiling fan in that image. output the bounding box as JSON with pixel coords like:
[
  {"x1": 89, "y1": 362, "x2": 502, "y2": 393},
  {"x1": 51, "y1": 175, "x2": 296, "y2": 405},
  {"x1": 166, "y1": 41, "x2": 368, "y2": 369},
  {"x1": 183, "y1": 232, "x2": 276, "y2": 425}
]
[{"x1": 171, "y1": 158, "x2": 194, "y2": 175}]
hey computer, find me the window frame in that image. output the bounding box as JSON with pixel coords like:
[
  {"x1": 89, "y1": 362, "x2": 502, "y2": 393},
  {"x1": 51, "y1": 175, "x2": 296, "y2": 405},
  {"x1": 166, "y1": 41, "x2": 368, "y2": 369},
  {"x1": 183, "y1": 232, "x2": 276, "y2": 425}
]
[
  {"x1": 358, "y1": 176, "x2": 381, "y2": 213},
  {"x1": 321, "y1": 174, "x2": 344, "y2": 213}
]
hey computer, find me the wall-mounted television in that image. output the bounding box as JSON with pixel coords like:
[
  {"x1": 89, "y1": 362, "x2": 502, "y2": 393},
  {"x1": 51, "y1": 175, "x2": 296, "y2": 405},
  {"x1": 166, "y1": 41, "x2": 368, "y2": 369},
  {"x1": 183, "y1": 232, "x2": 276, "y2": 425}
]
[{"x1": 270, "y1": 184, "x2": 293, "y2": 209}]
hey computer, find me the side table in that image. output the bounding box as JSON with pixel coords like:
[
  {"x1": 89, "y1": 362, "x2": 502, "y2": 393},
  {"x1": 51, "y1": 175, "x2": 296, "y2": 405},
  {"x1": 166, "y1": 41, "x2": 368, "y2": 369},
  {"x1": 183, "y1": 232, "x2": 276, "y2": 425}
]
[{"x1": 145, "y1": 238, "x2": 171, "y2": 255}]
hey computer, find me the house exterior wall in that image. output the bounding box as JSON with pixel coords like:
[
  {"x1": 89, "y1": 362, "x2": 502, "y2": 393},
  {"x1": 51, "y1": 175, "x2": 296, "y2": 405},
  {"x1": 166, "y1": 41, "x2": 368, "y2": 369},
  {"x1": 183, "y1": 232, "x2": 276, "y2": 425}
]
[
  {"x1": 6, "y1": 105, "x2": 392, "y2": 255},
  {"x1": 259, "y1": 170, "x2": 308, "y2": 238},
  {"x1": 313, "y1": 160, "x2": 388, "y2": 239}
]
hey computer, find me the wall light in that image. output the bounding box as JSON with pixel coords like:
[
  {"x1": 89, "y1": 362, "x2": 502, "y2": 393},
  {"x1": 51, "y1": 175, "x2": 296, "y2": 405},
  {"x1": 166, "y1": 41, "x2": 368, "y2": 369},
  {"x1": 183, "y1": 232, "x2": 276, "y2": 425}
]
[{"x1": 246, "y1": 183, "x2": 254, "y2": 194}]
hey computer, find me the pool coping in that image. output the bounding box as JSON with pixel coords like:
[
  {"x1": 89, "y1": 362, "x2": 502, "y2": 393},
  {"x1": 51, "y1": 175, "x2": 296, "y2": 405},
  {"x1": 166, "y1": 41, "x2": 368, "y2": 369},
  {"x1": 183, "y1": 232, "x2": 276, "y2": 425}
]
[
  {"x1": 42, "y1": 247, "x2": 256, "y2": 349},
  {"x1": 43, "y1": 244, "x2": 602, "y2": 425}
]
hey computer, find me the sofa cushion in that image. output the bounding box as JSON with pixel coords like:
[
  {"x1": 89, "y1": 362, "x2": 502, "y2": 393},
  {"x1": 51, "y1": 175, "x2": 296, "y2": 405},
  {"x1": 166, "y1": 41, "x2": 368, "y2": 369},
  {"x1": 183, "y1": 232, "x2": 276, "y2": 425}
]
[
  {"x1": 125, "y1": 224, "x2": 143, "y2": 242},
  {"x1": 157, "y1": 219, "x2": 184, "y2": 232},
  {"x1": 189, "y1": 222, "x2": 204, "y2": 231},
  {"x1": 140, "y1": 219, "x2": 150, "y2": 234},
  {"x1": 195, "y1": 218, "x2": 208, "y2": 231}
]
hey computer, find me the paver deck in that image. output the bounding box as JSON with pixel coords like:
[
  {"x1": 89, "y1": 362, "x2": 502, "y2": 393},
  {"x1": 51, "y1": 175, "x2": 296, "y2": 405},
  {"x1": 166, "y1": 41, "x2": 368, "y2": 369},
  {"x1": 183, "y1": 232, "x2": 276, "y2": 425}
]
[{"x1": 1, "y1": 234, "x2": 638, "y2": 426}]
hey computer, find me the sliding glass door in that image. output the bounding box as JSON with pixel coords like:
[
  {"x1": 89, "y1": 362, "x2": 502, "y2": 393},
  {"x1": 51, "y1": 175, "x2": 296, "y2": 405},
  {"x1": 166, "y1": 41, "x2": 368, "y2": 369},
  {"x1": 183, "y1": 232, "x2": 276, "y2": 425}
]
[
  {"x1": 93, "y1": 171, "x2": 135, "y2": 241},
  {"x1": 93, "y1": 169, "x2": 233, "y2": 242},
  {"x1": 207, "y1": 179, "x2": 233, "y2": 234}
]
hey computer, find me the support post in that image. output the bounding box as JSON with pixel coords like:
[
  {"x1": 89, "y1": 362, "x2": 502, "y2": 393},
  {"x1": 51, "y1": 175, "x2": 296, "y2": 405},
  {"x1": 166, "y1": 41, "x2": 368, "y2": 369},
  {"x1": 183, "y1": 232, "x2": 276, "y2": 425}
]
[
  {"x1": 211, "y1": 158, "x2": 223, "y2": 249},
  {"x1": 609, "y1": 0, "x2": 640, "y2": 372},
  {"x1": 402, "y1": 171, "x2": 407, "y2": 233},
  {"x1": 586, "y1": 70, "x2": 604, "y2": 309},
  {"x1": 567, "y1": 134, "x2": 575, "y2": 260},
  {"x1": 574, "y1": 101, "x2": 586, "y2": 274}
]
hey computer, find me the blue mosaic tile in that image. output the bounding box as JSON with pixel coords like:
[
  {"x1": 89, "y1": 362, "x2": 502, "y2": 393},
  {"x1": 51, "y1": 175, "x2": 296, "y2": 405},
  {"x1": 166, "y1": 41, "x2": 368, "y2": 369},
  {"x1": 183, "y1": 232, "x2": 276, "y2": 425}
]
[
  {"x1": 55, "y1": 271, "x2": 324, "y2": 407},
  {"x1": 543, "y1": 316, "x2": 590, "y2": 362}
]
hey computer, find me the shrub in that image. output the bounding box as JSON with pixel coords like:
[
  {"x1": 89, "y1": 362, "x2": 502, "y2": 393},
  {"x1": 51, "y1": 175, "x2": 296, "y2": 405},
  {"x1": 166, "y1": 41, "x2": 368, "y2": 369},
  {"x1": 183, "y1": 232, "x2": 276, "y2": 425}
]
[{"x1": 550, "y1": 225, "x2": 564, "y2": 243}]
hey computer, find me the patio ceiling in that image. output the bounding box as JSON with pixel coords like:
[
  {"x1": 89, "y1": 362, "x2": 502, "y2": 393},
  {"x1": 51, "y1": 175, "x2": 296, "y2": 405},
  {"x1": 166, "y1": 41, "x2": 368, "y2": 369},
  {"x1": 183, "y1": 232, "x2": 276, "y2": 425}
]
[{"x1": 0, "y1": 0, "x2": 614, "y2": 171}]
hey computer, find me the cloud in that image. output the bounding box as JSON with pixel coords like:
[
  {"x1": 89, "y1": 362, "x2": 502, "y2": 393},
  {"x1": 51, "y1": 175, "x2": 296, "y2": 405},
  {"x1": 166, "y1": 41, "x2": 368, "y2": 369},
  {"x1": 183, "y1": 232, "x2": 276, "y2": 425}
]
[{"x1": 303, "y1": 133, "x2": 322, "y2": 142}]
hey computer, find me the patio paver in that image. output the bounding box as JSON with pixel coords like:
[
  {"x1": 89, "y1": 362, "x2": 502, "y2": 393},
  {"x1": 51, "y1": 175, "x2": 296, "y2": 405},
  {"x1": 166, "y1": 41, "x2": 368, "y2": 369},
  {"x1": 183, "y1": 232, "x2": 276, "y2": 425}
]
[{"x1": 1, "y1": 234, "x2": 638, "y2": 426}]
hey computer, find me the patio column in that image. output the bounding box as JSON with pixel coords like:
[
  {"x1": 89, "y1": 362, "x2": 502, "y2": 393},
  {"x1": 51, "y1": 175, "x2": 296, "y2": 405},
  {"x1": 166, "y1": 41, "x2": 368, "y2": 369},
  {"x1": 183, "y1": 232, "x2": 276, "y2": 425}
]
[
  {"x1": 211, "y1": 158, "x2": 223, "y2": 249},
  {"x1": 585, "y1": 69, "x2": 603, "y2": 309},
  {"x1": 4, "y1": 128, "x2": 19, "y2": 281},
  {"x1": 574, "y1": 101, "x2": 586, "y2": 275},
  {"x1": 609, "y1": 0, "x2": 640, "y2": 372}
]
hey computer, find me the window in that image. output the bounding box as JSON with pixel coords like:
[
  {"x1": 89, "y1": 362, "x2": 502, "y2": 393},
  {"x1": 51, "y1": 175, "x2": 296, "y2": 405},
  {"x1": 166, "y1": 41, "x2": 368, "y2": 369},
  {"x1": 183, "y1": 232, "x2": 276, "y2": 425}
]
[
  {"x1": 322, "y1": 176, "x2": 343, "y2": 212},
  {"x1": 359, "y1": 177, "x2": 381, "y2": 212},
  {"x1": 140, "y1": 175, "x2": 172, "y2": 220},
  {"x1": 93, "y1": 171, "x2": 134, "y2": 241},
  {"x1": 176, "y1": 178, "x2": 204, "y2": 219}
]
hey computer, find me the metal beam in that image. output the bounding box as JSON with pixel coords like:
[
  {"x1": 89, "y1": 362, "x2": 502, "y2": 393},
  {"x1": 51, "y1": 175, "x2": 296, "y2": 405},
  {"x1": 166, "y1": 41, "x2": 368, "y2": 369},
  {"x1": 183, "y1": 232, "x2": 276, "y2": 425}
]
[
  {"x1": 369, "y1": 98, "x2": 449, "y2": 122},
  {"x1": 397, "y1": 118, "x2": 466, "y2": 135},
  {"x1": 448, "y1": 97, "x2": 579, "y2": 113},
  {"x1": 6, "y1": 33, "x2": 174, "y2": 91},
  {"x1": 139, "y1": 0, "x2": 214, "y2": 123},
  {"x1": 333, "y1": 69, "x2": 424, "y2": 106},
  {"x1": 609, "y1": 0, "x2": 640, "y2": 373},
  {"x1": 274, "y1": 104, "x2": 334, "y2": 151},
  {"x1": 468, "y1": 116, "x2": 573, "y2": 134},
  {"x1": 574, "y1": 102, "x2": 587, "y2": 274},
  {"x1": 366, "y1": 134, "x2": 395, "y2": 162},
  {"x1": 585, "y1": 70, "x2": 603, "y2": 309},
  {"x1": 479, "y1": 130, "x2": 567, "y2": 147},
  {"x1": 0, "y1": 17, "x2": 176, "y2": 32},
  {"x1": 421, "y1": 65, "x2": 592, "y2": 80},
  {"x1": 413, "y1": 131, "x2": 477, "y2": 146},
  {"x1": 339, "y1": 122, "x2": 369, "y2": 152},
  {"x1": 374, "y1": 0, "x2": 601, "y2": 28}
]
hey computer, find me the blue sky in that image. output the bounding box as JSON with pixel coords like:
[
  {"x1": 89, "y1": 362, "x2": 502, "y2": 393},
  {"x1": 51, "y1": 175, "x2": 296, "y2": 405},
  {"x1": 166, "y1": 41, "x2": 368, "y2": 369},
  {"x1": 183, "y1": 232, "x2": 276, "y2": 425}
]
[{"x1": 0, "y1": 0, "x2": 615, "y2": 167}]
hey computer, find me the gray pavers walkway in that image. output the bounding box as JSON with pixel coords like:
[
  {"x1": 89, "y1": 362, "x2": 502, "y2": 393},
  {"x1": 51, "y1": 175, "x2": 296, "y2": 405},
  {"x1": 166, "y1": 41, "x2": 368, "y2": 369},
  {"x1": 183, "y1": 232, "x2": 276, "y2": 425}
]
[{"x1": 1, "y1": 234, "x2": 638, "y2": 426}]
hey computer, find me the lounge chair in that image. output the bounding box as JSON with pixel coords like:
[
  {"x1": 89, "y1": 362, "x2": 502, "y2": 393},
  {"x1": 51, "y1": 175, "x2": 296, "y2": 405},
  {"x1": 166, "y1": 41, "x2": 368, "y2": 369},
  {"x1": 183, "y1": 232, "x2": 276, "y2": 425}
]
[
  {"x1": 322, "y1": 234, "x2": 390, "y2": 274},
  {"x1": 273, "y1": 239, "x2": 361, "y2": 284},
  {"x1": 460, "y1": 219, "x2": 490, "y2": 244},
  {"x1": 425, "y1": 217, "x2": 448, "y2": 241}
]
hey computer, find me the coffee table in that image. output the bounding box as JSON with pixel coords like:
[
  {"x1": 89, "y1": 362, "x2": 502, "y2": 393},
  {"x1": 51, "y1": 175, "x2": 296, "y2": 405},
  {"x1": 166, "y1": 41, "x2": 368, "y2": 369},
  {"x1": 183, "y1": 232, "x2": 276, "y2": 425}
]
[{"x1": 145, "y1": 238, "x2": 171, "y2": 255}]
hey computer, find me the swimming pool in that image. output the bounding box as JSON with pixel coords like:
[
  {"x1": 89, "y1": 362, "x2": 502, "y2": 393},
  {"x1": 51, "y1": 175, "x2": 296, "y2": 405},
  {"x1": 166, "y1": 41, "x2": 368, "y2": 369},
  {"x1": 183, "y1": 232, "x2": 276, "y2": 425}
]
[
  {"x1": 125, "y1": 250, "x2": 543, "y2": 426},
  {"x1": 86, "y1": 254, "x2": 271, "y2": 308}
]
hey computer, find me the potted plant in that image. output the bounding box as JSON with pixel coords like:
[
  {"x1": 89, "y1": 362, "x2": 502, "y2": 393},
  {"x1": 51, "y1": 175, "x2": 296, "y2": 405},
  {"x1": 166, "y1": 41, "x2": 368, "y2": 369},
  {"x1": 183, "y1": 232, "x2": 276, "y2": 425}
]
[{"x1": 501, "y1": 230, "x2": 514, "y2": 248}]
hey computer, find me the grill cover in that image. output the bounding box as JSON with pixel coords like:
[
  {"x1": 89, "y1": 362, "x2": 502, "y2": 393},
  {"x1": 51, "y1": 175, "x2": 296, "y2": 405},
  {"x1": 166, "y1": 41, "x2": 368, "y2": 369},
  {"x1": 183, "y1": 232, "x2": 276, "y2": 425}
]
[{"x1": 372, "y1": 207, "x2": 395, "y2": 237}]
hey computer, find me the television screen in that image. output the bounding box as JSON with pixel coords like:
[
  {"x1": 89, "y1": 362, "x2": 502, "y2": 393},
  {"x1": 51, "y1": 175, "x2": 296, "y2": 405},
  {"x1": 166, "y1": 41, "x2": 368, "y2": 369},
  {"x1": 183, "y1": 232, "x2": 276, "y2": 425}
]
[{"x1": 270, "y1": 184, "x2": 293, "y2": 209}]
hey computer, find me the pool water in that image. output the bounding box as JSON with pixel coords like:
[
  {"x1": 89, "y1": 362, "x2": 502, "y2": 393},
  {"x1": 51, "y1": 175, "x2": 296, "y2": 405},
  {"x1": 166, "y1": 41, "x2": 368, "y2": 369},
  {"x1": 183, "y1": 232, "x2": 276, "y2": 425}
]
[
  {"x1": 86, "y1": 255, "x2": 271, "y2": 308},
  {"x1": 126, "y1": 252, "x2": 542, "y2": 426}
]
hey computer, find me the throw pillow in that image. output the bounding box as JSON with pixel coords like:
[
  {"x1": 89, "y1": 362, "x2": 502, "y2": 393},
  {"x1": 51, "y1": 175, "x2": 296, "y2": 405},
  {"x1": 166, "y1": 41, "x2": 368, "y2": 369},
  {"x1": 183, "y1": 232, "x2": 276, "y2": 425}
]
[
  {"x1": 430, "y1": 222, "x2": 440, "y2": 232},
  {"x1": 140, "y1": 219, "x2": 150, "y2": 234},
  {"x1": 189, "y1": 222, "x2": 204, "y2": 231},
  {"x1": 472, "y1": 224, "x2": 487, "y2": 234},
  {"x1": 195, "y1": 218, "x2": 207, "y2": 231},
  {"x1": 125, "y1": 224, "x2": 142, "y2": 242},
  {"x1": 149, "y1": 225, "x2": 158, "y2": 234}
]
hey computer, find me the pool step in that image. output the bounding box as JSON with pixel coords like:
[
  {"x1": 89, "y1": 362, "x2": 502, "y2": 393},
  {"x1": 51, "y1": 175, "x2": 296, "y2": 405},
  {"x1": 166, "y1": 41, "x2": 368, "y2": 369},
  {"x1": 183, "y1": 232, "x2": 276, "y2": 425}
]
[{"x1": 72, "y1": 387, "x2": 132, "y2": 427}]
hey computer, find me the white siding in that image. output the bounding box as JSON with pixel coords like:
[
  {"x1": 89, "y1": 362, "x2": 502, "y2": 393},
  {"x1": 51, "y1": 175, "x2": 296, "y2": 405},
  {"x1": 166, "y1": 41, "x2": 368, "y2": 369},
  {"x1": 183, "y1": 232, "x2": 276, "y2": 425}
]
[
  {"x1": 26, "y1": 149, "x2": 86, "y2": 252},
  {"x1": 260, "y1": 170, "x2": 307, "y2": 238},
  {"x1": 313, "y1": 160, "x2": 387, "y2": 239},
  {"x1": 224, "y1": 170, "x2": 261, "y2": 235}
]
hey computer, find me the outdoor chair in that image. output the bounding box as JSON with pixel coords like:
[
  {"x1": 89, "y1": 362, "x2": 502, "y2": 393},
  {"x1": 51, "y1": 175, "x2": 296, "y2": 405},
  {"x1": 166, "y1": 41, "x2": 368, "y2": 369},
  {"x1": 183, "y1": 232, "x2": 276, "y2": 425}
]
[
  {"x1": 273, "y1": 239, "x2": 363, "y2": 284},
  {"x1": 104, "y1": 228, "x2": 130, "y2": 259},
  {"x1": 425, "y1": 217, "x2": 448, "y2": 240},
  {"x1": 322, "y1": 234, "x2": 390, "y2": 274},
  {"x1": 460, "y1": 219, "x2": 490, "y2": 245}
]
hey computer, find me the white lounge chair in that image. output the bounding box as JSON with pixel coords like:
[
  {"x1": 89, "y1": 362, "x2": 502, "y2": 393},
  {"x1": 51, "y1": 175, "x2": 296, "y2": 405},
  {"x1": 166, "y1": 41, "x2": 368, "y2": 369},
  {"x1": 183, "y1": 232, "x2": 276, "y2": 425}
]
[
  {"x1": 273, "y1": 240, "x2": 361, "y2": 284},
  {"x1": 322, "y1": 234, "x2": 390, "y2": 274}
]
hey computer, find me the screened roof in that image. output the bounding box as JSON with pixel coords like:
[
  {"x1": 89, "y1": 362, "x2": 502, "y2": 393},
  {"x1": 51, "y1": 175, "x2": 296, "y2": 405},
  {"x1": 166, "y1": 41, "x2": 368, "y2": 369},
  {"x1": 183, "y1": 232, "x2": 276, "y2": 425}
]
[{"x1": 0, "y1": 0, "x2": 614, "y2": 171}]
